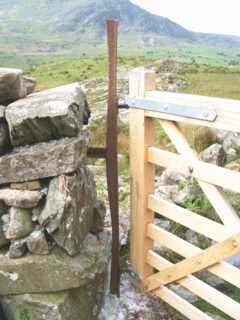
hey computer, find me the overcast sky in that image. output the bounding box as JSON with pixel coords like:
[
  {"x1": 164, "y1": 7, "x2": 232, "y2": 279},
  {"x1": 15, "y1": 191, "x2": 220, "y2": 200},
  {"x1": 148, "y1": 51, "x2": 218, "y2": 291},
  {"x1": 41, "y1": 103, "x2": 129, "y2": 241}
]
[{"x1": 131, "y1": 0, "x2": 240, "y2": 36}]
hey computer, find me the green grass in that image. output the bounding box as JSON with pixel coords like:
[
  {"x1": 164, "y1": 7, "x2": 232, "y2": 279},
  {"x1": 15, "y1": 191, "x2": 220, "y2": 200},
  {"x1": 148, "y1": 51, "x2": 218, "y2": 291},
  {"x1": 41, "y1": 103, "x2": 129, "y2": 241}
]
[
  {"x1": 26, "y1": 56, "x2": 153, "y2": 90},
  {"x1": 3, "y1": 45, "x2": 240, "y2": 69},
  {"x1": 194, "y1": 282, "x2": 240, "y2": 320},
  {"x1": 144, "y1": 47, "x2": 240, "y2": 66},
  {"x1": 183, "y1": 72, "x2": 240, "y2": 99}
]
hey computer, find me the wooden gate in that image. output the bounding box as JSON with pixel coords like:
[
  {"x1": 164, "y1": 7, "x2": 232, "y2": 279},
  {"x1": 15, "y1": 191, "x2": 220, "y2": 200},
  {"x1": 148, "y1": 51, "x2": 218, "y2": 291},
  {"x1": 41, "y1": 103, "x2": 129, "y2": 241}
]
[{"x1": 129, "y1": 68, "x2": 240, "y2": 319}]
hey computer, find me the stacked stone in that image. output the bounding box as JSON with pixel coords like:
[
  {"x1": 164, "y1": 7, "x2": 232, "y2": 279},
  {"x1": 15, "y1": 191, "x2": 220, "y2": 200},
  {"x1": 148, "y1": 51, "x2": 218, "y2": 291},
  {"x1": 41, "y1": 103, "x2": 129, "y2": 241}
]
[{"x1": 0, "y1": 69, "x2": 110, "y2": 320}]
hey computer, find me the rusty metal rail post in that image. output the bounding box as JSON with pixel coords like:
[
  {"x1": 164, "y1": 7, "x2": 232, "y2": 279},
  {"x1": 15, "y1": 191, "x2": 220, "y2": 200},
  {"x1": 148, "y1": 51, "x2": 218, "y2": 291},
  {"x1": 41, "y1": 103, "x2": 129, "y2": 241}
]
[
  {"x1": 87, "y1": 20, "x2": 120, "y2": 296},
  {"x1": 106, "y1": 20, "x2": 120, "y2": 296}
]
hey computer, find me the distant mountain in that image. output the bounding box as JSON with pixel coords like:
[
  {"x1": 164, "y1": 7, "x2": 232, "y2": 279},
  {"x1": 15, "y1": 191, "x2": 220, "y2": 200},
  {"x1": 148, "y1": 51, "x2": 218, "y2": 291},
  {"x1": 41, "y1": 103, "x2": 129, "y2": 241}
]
[{"x1": 1, "y1": 0, "x2": 240, "y2": 51}]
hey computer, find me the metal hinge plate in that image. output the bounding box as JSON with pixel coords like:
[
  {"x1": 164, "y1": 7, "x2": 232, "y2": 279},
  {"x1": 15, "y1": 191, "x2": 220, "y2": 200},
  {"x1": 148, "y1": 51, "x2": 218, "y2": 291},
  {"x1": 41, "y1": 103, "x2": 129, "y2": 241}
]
[{"x1": 125, "y1": 96, "x2": 217, "y2": 122}]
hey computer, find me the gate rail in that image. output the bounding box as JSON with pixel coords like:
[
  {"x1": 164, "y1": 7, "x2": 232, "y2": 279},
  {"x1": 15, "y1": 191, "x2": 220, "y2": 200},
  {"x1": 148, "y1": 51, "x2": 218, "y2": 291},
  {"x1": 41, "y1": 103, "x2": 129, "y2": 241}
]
[{"x1": 129, "y1": 68, "x2": 240, "y2": 320}]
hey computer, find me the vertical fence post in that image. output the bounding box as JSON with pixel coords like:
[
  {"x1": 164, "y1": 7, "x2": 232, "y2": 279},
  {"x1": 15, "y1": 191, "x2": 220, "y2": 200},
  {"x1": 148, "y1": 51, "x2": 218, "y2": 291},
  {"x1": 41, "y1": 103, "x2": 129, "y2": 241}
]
[{"x1": 129, "y1": 68, "x2": 156, "y2": 282}]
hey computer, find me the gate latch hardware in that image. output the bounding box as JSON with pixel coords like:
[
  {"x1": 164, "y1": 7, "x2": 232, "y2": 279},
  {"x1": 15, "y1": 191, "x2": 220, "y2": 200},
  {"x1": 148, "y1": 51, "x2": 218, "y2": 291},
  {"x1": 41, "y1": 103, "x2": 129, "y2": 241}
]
[{"x1": 125, "y1": 96, "x2": 218, "y2": 122}]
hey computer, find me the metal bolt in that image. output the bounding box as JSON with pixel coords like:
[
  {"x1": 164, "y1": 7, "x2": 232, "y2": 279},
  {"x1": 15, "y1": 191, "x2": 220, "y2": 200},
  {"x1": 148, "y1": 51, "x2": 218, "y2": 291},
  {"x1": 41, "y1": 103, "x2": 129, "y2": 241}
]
[
  {"x1": 232, "y1": 240, "x2": 239, "y2": 248},
  {"x1": 188, "y1": 166, "x2": 194, "y2": 174},
  {"x1": 203, "y1": 112, "x2": 209, "y2": 118}
]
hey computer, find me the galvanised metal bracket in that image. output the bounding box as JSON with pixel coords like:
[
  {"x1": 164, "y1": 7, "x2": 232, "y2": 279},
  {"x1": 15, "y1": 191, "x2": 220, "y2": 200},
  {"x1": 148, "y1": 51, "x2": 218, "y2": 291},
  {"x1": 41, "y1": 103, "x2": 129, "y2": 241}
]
[{"x1": 125, "y1": 96, "x2": 218, "y2": 122}]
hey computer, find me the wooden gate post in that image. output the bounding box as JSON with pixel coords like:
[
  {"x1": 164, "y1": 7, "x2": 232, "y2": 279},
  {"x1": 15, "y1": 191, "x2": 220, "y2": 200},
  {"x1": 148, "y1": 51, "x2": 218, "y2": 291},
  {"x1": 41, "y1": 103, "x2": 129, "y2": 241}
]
[{"x1": 129, "y1": 68, "x2": 156, "y2": 282}]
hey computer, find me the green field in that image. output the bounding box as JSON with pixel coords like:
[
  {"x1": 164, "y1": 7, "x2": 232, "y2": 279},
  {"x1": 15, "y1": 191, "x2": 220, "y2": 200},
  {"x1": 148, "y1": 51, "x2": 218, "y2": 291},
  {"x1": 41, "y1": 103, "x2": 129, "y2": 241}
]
[
  {"x1": 25, "y1": 55, "x2": 240, "y2": 100},
  {"x1": 3, "y1": 45, "x2": 240, "y2": 70}
]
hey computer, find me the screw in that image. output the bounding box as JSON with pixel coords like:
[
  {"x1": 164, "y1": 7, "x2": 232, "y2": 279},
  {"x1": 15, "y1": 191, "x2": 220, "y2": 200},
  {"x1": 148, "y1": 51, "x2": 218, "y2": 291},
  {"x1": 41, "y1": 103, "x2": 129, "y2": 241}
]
[
  {"x1": 188, "y1": 166, "x2": 194, "y2": 174},
  {"x1": 232, "y1": 240, "x2": 239, "y2": 248}
]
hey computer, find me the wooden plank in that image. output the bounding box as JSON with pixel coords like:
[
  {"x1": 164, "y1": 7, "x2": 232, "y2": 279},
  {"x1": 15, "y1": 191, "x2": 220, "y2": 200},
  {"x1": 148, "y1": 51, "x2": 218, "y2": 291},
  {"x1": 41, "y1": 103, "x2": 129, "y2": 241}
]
[
  {"x1": 129, "y1": 68, "x2": 156, "y2": 280},
  {"x1": 154, "y1": 286, "x2": 214, "y2": 320},
  {"x1": 145, "y1": 229, "x2": 240, "y2": 291},
  {"x1": 145, "y1": 90, "x2": 240, "y2": 133},
  {"x1": 158, "y1": 120, "x2": 240, "y2": 228},
  {"x1": 148, "y1": 195, "x2": 233, "y2": 242},
  {"x1": 148, "y1": 147, "x2": 240, "y2": 193},
  {"x1": 147, "y1": 224, "x2": 240, "y2": 288},
  {"x1": 148, "y1": 251, "x2": 240, "y2": 319}
]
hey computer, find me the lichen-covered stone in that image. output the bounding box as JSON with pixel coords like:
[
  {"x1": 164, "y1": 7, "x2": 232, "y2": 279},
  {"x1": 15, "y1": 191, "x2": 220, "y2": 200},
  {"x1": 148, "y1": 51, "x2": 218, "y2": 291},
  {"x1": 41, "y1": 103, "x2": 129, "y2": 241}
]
[
  {"x1": 0, "y1": 105, "x2": 5, "y2": 119},
  {"x1": 23, "y1": 76, "x2": 37, "y2": 95},
  {"x1": 6, "y1": 208, "x2": 34, "y2": 240},
  {"x1": 0, "y1": 107, "x2": 11, "y2": 155},
  {"x1": 0, "y1": 201, "x2": 8, "y2": 216},
  {"x1": 26, "y1": 228, "x2": 49, "y2": 255},
  {"x1": 39, "y1": 167, "x2": 96, "y2": 256},
  {"x1": 0, "y1": 68, "x2": 27, "y2": 105},
  {"x1": 0, "y1": 231, "x2": 111, "y2": 295},
  {"x1": 8, "y1": 239, "x2": 27, "y2": 259},
  {"x1": 1, "y1": 213, "x2": 10, "y2": 233},
  {"x1": 0, "y1": 189, "x2": 44, "y2": 208},
  {"x1": 0, "y1": 120, "x2": 11, "y2": 155},
  {"x1": 199, "y1": 143, "x2": 226, "y2": 166},
  {"x1": 1, "y1": 270, "x2": 106, "y2": 320},
  {"x1": 91, "y1": 199, "x2": 106, "y2": 235},
  {"x1": 0, "y1": 133, "x2": 88, "y2": 184},
  {"x1": 0, "y1": 219, "x2": 9, "y2": 248},
  {"x1": 6, "y1": 83, "x2": 90, "y2": 147}
]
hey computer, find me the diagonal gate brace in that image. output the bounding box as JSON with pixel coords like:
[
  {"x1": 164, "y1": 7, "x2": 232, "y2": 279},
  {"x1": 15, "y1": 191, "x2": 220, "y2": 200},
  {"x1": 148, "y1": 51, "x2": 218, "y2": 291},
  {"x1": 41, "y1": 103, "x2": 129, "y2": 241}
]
[{"x1": 144, "y1": 231, "x2": 240, "y2": 292}]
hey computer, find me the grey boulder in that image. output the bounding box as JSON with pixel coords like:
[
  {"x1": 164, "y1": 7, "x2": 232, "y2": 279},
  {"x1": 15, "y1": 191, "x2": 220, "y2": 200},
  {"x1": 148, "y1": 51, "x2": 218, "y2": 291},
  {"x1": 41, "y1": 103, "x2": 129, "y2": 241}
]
[
  {"x1": 0, "y1": 105, "x2": 5, "y2": 119},
  {"x1": 8, "y1": 239, "x2": 27, "y2": 259},
  {"x1": 91, "y1": 199, "x2": 106, "y2": 235},
  {"x1": 0, "y1": 231, "x2": 111, "y2": 295},
  {"x1": 39, "y1": 166, "x2": 96, "y2": 256},
  {"x1": 1, "y1": 259, "x2": 107, "y2": 320},
  {"x1": 23, "y1": 76, "x2": 37, "y2": 95},
  {"x1": 26, "y1": 228, "x2": 49, "y2": 255},
  {"x1": 199, "y1": 143, "x2": 226, "y2": 166},
  {"x1": 0, "y1": 189, "x2": 44, "y2": 208},
  {"x1": 5, "y1": 207, "x2": 34, "y2": 240},
  {"x1": 0, "y1": 120, "x2": 11, "y2": 155},
  {"x1": 6, "y1": 83, "x2": 90, "y2": 147},
  {"x1": 0, "y1": 106, "x2": 11, "y2": 155},
  {"x1": 0, "y1": 219, "x2": 9, "y2": 248},
  {"x1": 0, "y1": 68, "x2": 27, "y2": 105},
  {"x1": 0, "y1": 132, "x2": 88, "y2": 184}
]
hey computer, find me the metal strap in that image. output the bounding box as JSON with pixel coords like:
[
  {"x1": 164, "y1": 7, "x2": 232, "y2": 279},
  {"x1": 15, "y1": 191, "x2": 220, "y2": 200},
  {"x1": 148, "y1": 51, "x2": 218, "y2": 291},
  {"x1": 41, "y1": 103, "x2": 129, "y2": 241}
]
[{"x1": 125, "y1": 96, "x2": 217, "y2": 122}]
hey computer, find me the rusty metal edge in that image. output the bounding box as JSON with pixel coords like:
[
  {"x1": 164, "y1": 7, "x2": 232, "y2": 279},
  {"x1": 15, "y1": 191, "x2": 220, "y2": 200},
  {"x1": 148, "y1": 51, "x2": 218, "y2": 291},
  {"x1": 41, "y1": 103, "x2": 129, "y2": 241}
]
[
  {"x1": 106, "y1": 19, "x2": 120, "y2": 296},
  {"x1": 87, "y1": 147, "x2": 107, "y2": 158}
]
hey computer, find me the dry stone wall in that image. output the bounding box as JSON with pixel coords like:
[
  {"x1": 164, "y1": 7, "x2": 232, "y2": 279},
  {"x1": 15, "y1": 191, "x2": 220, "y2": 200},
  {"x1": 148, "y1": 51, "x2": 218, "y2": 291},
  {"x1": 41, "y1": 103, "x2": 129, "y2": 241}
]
[{"x1": 0, "y1": 68, "x2": 110, "y2": 320}]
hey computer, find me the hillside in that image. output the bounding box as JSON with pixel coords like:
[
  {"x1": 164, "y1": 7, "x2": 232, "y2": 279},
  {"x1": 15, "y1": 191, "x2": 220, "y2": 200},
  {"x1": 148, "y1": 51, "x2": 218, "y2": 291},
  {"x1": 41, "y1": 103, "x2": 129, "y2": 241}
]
[{"x1": 1, "y1": 0, "x2": 240, "y2": 54}]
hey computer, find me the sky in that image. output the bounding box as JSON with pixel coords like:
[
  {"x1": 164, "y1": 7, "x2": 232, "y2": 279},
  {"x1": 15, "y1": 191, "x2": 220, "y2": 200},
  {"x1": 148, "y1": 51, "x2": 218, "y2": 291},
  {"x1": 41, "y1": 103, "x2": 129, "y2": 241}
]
[{"x1": 131, "y1": 0, "x2": 240, "y2": 36}]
